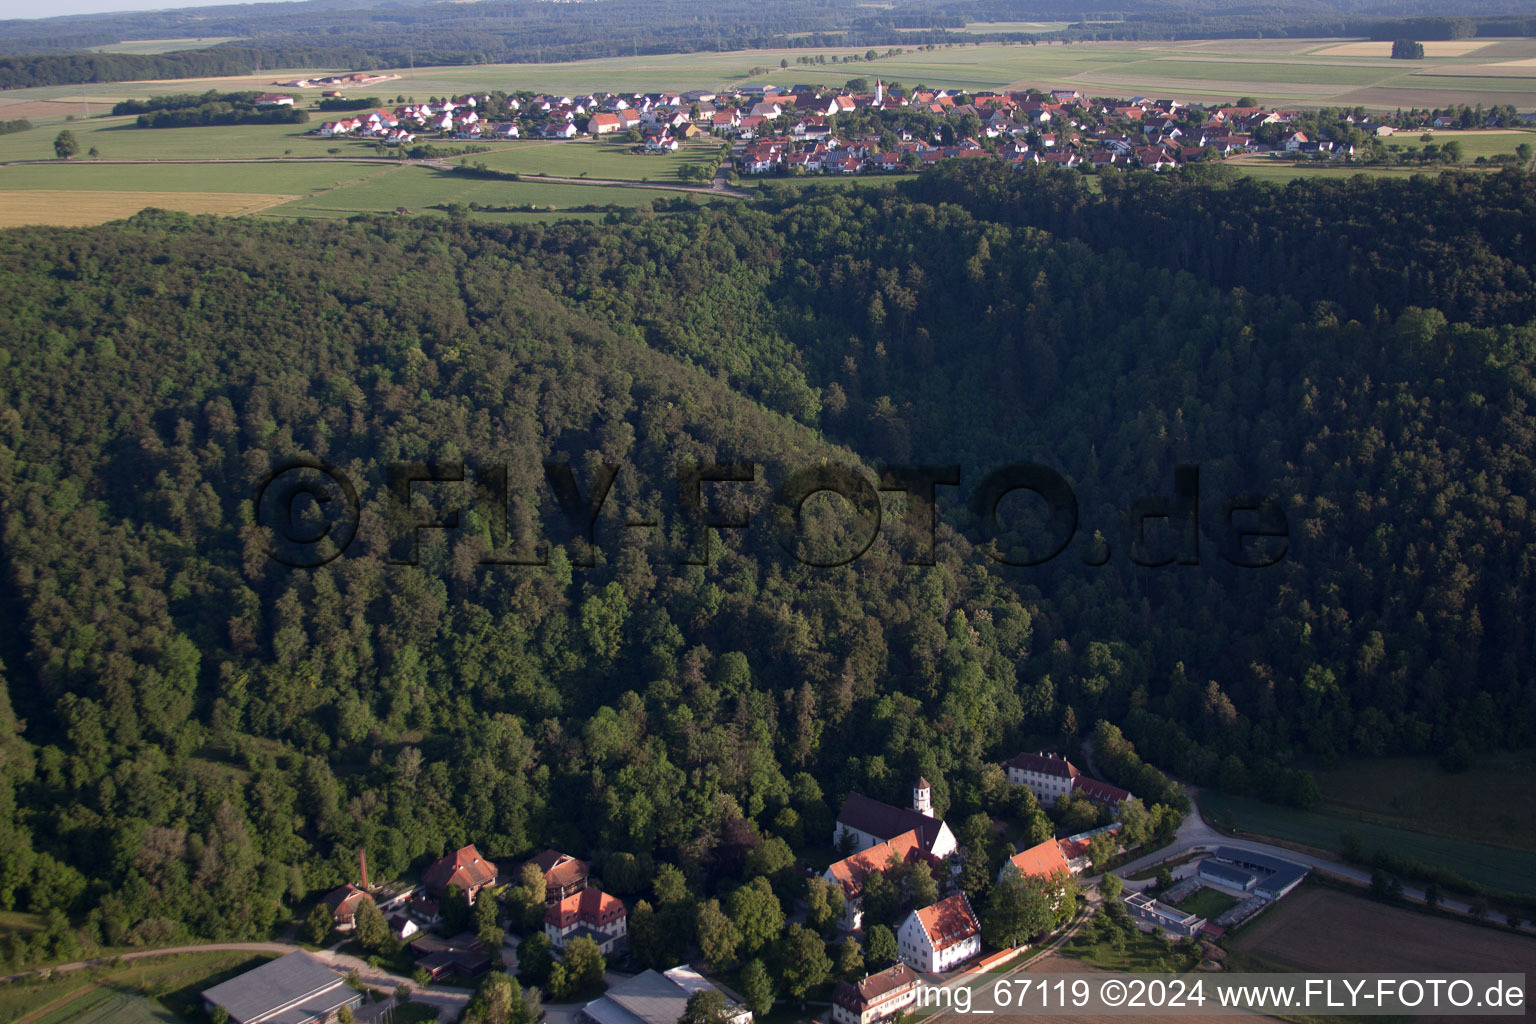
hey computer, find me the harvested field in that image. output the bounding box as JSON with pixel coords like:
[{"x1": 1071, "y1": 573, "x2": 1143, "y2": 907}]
[
  {"x1": 0, "y1": 189, "x2": 298, "y2": 227},
  {"x1": 0, "y1": 99, "x2": 104, "y2": 121},
  {"x1": 1313, "y1": 40, "x2": 1496, "y2": 57},
  {"x1": 1230, "y1": 887, "x2": 1536, "y2": 975}
]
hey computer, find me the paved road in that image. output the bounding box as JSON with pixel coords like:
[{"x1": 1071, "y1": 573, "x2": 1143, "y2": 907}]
[{"x1": 1110, "y1": 786, "x2": 1536, "y2": 934}]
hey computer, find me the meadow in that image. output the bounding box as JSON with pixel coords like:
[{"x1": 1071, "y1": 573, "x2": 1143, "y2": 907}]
[
  {"x1": 1196, "y1": 791, "x2": 1536, "y2": 895},
  {"x1": 454, "y1": 137, "x2": 721, "y2": 181},
  {"x1": 0, "y1": 119, "x2": 355, "y2": 160}
]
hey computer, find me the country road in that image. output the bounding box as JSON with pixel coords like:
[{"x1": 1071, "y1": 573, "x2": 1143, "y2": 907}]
[{"x1": 1108, "y1": 785, "x2": 1536, "y2": 935}]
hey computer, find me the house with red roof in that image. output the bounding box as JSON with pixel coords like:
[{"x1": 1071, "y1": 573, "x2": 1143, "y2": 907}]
[
  {"x1": 824, "y1": 828, "x2": 939, "y2": 930},
  {"x1": 423, "y1": 844, "x2": 498, "y2": 905},
  {"x1": 322, "y1": 883, "x2": 373, "y2": 931},
  {"x1": 524, "y1": 849, "x2": 590, "y2": 904},
  {"x1": 999, "y1": 838, "x2": 1071, "y2": 882},
  {"x1": 588, "y1": 112, "x2": 623, "y2": 136},
  {"x1": 545, "y1": 888, "x2": 627, "y2": 953},
  {"x1": 896, "y1": 892, "x2": 981, "y2": 972}
]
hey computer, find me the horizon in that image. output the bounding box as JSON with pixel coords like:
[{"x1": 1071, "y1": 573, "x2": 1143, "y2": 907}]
[{"x1": 2, "y1": 0, "x2": 303, "y2": 20}]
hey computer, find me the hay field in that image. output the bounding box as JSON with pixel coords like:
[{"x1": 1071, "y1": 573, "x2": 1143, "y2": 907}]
[
  {"x1": 0, "y1": 189, "x2": 298, "y2": 227},
  {"x1": 1312, "y1": 40, "x2": 1498, "y2": 57}
]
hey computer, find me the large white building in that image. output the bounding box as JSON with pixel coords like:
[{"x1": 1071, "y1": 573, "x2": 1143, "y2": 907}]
[
  {"x1": 833, "y1": 780, "x2": 957, "y2": 859},
  {"x1": 897, "y1": 892, "x2": 981, "y2": 973},
  {"x1": 1004, "y1": 752, "x2": 1131, "y2": 809}
]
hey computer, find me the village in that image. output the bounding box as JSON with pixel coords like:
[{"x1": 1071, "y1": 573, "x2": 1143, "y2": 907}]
[
  {"x1": 198, "y1": 751, "x2": 1311, "y2": 1024},
  {"x1": 293, "y1": 77, "x2": 1512, "y2": 179}
]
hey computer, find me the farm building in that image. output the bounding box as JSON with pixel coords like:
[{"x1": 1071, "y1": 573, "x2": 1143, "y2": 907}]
[
  {"x1": 1208, "y1": 847, "x2": 1308, "y2": 899},
  {"x1": 1198, "y1": 860, "x2": 1258, "y2": 892}
]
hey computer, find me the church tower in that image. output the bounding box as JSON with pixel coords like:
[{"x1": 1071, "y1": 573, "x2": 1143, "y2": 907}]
[{"x1": 913, "y1": 776, "x2": 933, "y2": 817}]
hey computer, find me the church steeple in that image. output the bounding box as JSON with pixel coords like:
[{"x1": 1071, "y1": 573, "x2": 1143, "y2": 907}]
[{"x1": 913, "y1": 776, "x2": 932, "y2": 817}]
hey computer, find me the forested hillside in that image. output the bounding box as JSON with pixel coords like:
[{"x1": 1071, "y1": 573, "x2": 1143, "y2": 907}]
[{"x1": 0, "y1": 165, "x2": 1532, "y2": 954}]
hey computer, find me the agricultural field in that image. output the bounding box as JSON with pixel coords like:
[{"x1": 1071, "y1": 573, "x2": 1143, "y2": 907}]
[
  {"x1": 0, "y1": 950, "x2": 278, "y2": 1024},
  {"x1": 973, "y1": 953, "x2": 1213, "y2": 1024},
  {"x1": 1197, "y1": 790, "x2": 1536, "y2": 895},
  {"x1": 455, "y1": 137, "x2": 721, "y2": 181},
  {"x1": 0, "y1": 119, "x2": 348, "y2": 161},
  {"x1": 1312, "y1": 752, "x2": 1536, "y2": 852},
  {"x1": 0, "y1": 190, "x2": 297, "y2": 228},
  {"x1": 88, "y1": 37, "x2": 245, "y2": 54},
  {"x1": 3, "y1": 37, "x2": 1536, "y2": 116},
  {"x1": 260, "y1": 163, "x2": 711, "y2": 221},
  {"x1": 1383, "y1": 127, "x2": 1536, "y2": 161},
  {"x1": 0, "y1": 161, "x2": 393, "y2": 227},
  {"x1": 1229, "y1": 887, "x2": 1536, "y2": 974}
]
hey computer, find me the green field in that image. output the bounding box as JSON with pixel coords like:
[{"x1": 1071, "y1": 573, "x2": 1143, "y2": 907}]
[
  {"x1": 1174, "y1": 887, "x2": 1239, "y2": 921},
  {"x1": 1198, "y1": 790, "x2": 1536, "y2": 895},
  {"x1": 261, "y1": 163, "x2": 711, "y2": 221},
  {"x1": 4, "y1": 37, "x2": 1536, "y2": 115},
  {"x1": 89, "y1": 37, "x2": 244, "y2": 54},
  {"x1": 0, "y1": 120, "x2": 348, "y2": 162},
  {"x1": 1313, "y1": 752, "x2": 1536, "y2": 852},
  {"x1": 456, "y1": 137, "x2": 721, "y2": 181},
  {"x1": 1383, "y1": 127, "x2": 1536, "y2": 160},
  {"x1": 0, "y1": 951, "x2": 278, "y2": 1024}
]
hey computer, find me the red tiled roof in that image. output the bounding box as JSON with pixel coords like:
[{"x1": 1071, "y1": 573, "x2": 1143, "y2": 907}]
[
  {"x1": 1075, "y1": 778, "x2": 1132, "y2": 805},
  {"x1": 324, "y1": 883, "x2": 371, "y2": 919},
  {"x1": 546, "y1": 887, "x2": 625, "y2": 928},
  {"x1": 1008, "y1": 839, "x2": 1071, "y2": 878},
  {"x1": 526, "y1": 849, "x2": 589, "y2": 890},
  {"x1": 914, "y1": 892, "x2": 980, "y2": 952},
  {"x1": 827, "y1": 829, "x2": 929, "y2": 899},
  {"x1": 423, "y1": 844, "x2": 498, "y2": 897}
]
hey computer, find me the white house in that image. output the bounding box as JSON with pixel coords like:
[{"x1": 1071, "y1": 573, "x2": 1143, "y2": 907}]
[
  {"x1": 833, "y1": 781, "x2": 957, "y2": 859},
  {"x1": 1004, "y1": 752, "x2": 1130, "y2": 808},
  {"x1": 897, "y1": 892, "x2": 981, "y2": 972},
  {"x1": 546, "y1": 888, "x2": 627, "y2": 954}
]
